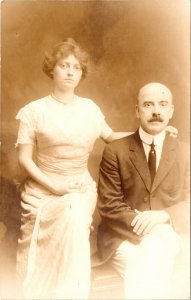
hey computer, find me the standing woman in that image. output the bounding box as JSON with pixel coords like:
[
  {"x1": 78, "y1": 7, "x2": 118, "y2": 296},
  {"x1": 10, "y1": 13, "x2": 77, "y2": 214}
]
[{"x1": 15, "y1": 38, "x2": 129, "y2": 299}]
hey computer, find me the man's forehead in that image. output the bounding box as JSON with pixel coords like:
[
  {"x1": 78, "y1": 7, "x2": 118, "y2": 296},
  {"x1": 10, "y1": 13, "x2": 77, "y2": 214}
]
[{"x1": 138, "y1": 83, "x2": 172, "y2": 100}]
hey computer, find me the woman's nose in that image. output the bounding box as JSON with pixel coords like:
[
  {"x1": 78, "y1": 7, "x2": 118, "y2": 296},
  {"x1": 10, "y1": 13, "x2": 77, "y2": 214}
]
[{"x1": 67, "y1": 67, "x2": 74, "y2": 75}]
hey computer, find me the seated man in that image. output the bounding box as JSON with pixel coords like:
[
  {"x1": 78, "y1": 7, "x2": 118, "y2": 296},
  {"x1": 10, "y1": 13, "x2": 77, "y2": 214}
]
[{"x1": 97, "y1": 82, "x2": 190, "y2": 299}]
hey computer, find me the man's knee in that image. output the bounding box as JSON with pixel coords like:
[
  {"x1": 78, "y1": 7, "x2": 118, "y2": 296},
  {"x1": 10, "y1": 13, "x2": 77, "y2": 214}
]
[
  {"x1": 111, "y1": 240, "x2": 140, "y2": 278},
  {"x1": 144, "y1": 224, "x2": 180, "y2": 257}
]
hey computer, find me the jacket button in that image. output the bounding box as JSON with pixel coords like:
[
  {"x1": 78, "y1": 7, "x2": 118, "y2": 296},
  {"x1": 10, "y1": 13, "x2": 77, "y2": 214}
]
[{"x1": 143, "y1": 196, "x2": 148, "y2": 202}]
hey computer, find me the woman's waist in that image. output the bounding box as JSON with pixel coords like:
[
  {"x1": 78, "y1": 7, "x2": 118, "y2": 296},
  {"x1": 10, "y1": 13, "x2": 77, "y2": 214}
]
[
  {"x1": 20, "y1": 174, "x2": 97, "y2": 208},
  {"x1": 22, "y1": 169, "x2": 95, "y2": 195},
  {"x1": 36, "y1": 157, "x2": 88, "y2": 176},
  {"x1": 42, "y1": 168, "x2": 93, "y2": 183}
]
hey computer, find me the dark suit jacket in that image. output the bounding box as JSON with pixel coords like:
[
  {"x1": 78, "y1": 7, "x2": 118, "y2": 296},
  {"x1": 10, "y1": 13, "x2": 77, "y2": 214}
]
[{"x1": 97, "y1": 130, "x2": 190, "y2": 262}]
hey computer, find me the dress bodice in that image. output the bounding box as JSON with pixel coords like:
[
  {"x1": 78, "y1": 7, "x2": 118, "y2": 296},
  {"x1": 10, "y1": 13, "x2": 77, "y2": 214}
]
[{"x1": 16, "y1": 95, "x2": 112, "y2": 177}]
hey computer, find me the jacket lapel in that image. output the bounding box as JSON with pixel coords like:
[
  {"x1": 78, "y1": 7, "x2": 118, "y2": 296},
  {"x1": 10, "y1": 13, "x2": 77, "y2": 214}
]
[
  {"x1": 151, "y1": 135, "x2": 177, "y2": 192},
  {"x1": 129, "y1": 130, "x2": 151, "y2": 191}
]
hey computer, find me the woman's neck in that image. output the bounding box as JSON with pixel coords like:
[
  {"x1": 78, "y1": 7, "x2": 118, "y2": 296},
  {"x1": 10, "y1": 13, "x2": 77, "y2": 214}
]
[{"x1": 51, "y1": 88, "x2": 75, "y2": 104}]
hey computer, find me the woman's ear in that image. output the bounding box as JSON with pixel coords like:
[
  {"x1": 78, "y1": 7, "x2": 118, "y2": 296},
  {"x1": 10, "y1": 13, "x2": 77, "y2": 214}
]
[{"x1": 50, "y1": 71, "x2": 54, "y2": 79}]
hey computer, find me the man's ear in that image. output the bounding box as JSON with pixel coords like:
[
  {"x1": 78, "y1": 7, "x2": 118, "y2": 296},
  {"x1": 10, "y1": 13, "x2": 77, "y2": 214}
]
[
  {"x1": 135, "y1": 104, "x2": 140, "y2": 119},
  {"x1": 169, "y1": 104, "x2": 174, "y2": 119}
]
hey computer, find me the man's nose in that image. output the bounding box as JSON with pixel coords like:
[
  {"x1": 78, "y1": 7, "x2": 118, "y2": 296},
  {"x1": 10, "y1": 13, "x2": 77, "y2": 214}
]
[{"x1": 152, "y1": 103, "x2": 160, "y2": 114}]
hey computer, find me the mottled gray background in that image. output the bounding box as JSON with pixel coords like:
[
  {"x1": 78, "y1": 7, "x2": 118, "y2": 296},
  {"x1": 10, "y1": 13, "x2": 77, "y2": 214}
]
[{"x1": 0, "y1": 0, "x2": 190, "y2": 298}]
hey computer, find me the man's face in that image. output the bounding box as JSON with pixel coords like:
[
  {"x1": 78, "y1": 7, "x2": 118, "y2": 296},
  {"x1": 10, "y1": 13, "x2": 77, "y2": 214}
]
[{"x1": 136, "y1": 83, "x2": 174, "y2": 135}]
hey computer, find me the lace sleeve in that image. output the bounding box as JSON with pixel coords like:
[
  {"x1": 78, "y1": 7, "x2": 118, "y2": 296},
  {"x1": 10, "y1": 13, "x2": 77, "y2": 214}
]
[
  {"x1": 15, "y1": 105, "x2": 36, "y2": 147},
  {"x1": 93, "y1": 102, "x2": 113, "y2": 139},
  {"x1": 100, "y1": 118, "x2": 113, "y2": 140}
]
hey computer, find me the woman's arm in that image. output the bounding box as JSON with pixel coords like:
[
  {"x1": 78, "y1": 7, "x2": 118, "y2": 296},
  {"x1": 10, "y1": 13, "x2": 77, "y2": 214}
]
[
  {"x1": 18, "y1": 144, "x2": 81, "y2": 195},
  {"x1": 103, "y1": 131, "x2": 134, "y2": 143},
  {"x1": 102, "y1": 125, "x2": 178, "y2": 144}
]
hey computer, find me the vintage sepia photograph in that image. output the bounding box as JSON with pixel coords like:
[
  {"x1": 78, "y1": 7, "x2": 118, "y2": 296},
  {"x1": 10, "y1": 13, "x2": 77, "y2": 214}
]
[{"x1": 0, "y1": 0, "x2": 190, "y2": 299}]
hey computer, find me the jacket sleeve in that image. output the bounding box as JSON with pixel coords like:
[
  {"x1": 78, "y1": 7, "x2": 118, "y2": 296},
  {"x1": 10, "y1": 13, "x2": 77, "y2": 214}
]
[
  {"x1": 165, "y1": 146, "x2": 190, "y2": 234},
  {"x1": 97, "y1": 143, "x2": 140, "y2": 242}
]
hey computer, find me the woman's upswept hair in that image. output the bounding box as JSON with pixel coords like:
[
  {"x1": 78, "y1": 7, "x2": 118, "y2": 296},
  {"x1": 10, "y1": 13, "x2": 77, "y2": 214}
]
[{"x1": 42, "y1": 38, "x2": 89, "y2": 80}]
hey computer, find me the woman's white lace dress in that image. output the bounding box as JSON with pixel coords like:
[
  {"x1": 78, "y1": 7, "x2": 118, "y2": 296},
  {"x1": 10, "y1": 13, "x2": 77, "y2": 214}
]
[{"x1": 16, "y1": 95, "x2": 112, "y2": 299}]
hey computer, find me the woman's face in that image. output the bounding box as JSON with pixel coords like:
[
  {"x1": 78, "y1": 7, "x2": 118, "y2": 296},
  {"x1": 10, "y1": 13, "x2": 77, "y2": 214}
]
[{"x1": 53, "y1": 54, "x2": 83, "y2": 90}]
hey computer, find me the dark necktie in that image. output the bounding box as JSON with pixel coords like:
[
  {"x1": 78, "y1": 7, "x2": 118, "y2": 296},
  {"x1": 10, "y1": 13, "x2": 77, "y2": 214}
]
[{"x1": 148, "y1": 140, "x2": 156, "y2": 184}]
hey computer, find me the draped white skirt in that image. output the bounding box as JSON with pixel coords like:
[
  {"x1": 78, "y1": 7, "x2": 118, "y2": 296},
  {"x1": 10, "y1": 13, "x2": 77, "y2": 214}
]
[{"x1": 16, "y1": 171, "x2": 97, "y2": 299}]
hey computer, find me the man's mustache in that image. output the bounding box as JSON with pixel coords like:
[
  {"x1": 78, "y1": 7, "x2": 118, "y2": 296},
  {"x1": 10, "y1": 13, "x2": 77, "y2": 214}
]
[{"x1": 148, "y1": 116, "x2": 164, "y2": 122}]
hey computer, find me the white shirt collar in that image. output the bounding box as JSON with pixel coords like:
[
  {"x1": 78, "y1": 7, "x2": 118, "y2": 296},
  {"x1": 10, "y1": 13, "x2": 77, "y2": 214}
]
[{"x1": 139, "y1": 126, "x2": 166, "y2": 146}]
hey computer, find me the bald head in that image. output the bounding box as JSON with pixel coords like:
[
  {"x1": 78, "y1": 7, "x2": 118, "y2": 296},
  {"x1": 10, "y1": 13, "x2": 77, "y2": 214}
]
[
  {"x1": 136, "y1": 82, "x2": 174, "y2": 135},
  {"x1": 138, "y1": 82, "x2": 173, "y2": 103}
]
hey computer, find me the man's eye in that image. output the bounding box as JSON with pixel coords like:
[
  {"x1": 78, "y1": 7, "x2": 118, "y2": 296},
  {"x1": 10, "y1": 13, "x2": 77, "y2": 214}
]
[
  {"x1": 160, "y1": 102, "x2": 168, "y2": 107},
  {"x1": 144, "y1": 103, "x2": 151, "y2": 107}
]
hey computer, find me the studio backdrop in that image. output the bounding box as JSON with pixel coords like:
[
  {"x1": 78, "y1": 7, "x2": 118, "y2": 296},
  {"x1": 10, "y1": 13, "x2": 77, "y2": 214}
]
[
  {"x1": 0, "y1": 1, "x2": 190, "y2": 296},
  {"x1": 1, "y1": 0, "x2": 190, "y2": 183}
]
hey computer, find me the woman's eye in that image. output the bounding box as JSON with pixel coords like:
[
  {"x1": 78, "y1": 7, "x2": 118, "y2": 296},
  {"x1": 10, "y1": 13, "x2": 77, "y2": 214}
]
[
  {"x1": 61, "y1": 64, "x2": 68, "y2": 69},
  {"x1": 74, "y1": 65, "x2": 82, "y2": 70}
]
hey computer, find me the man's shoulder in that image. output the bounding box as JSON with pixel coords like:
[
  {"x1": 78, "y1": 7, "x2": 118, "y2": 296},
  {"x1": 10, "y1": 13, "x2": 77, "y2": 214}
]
[
  {"x1": 176, "y1": 138, "x2": 189, "y2": 157},
  {"x1": 166, "y1": 135, "x2": 190, "y2": 158},
  {"x1": 167, "y1": 135, "x2": 189, "y2": 148},
  {"x1": 176, "y1": 137, "x2": 189, "y2": 148},
  {"x1": 105, "y1": 133, "x2": 136, "y2": 152}
]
